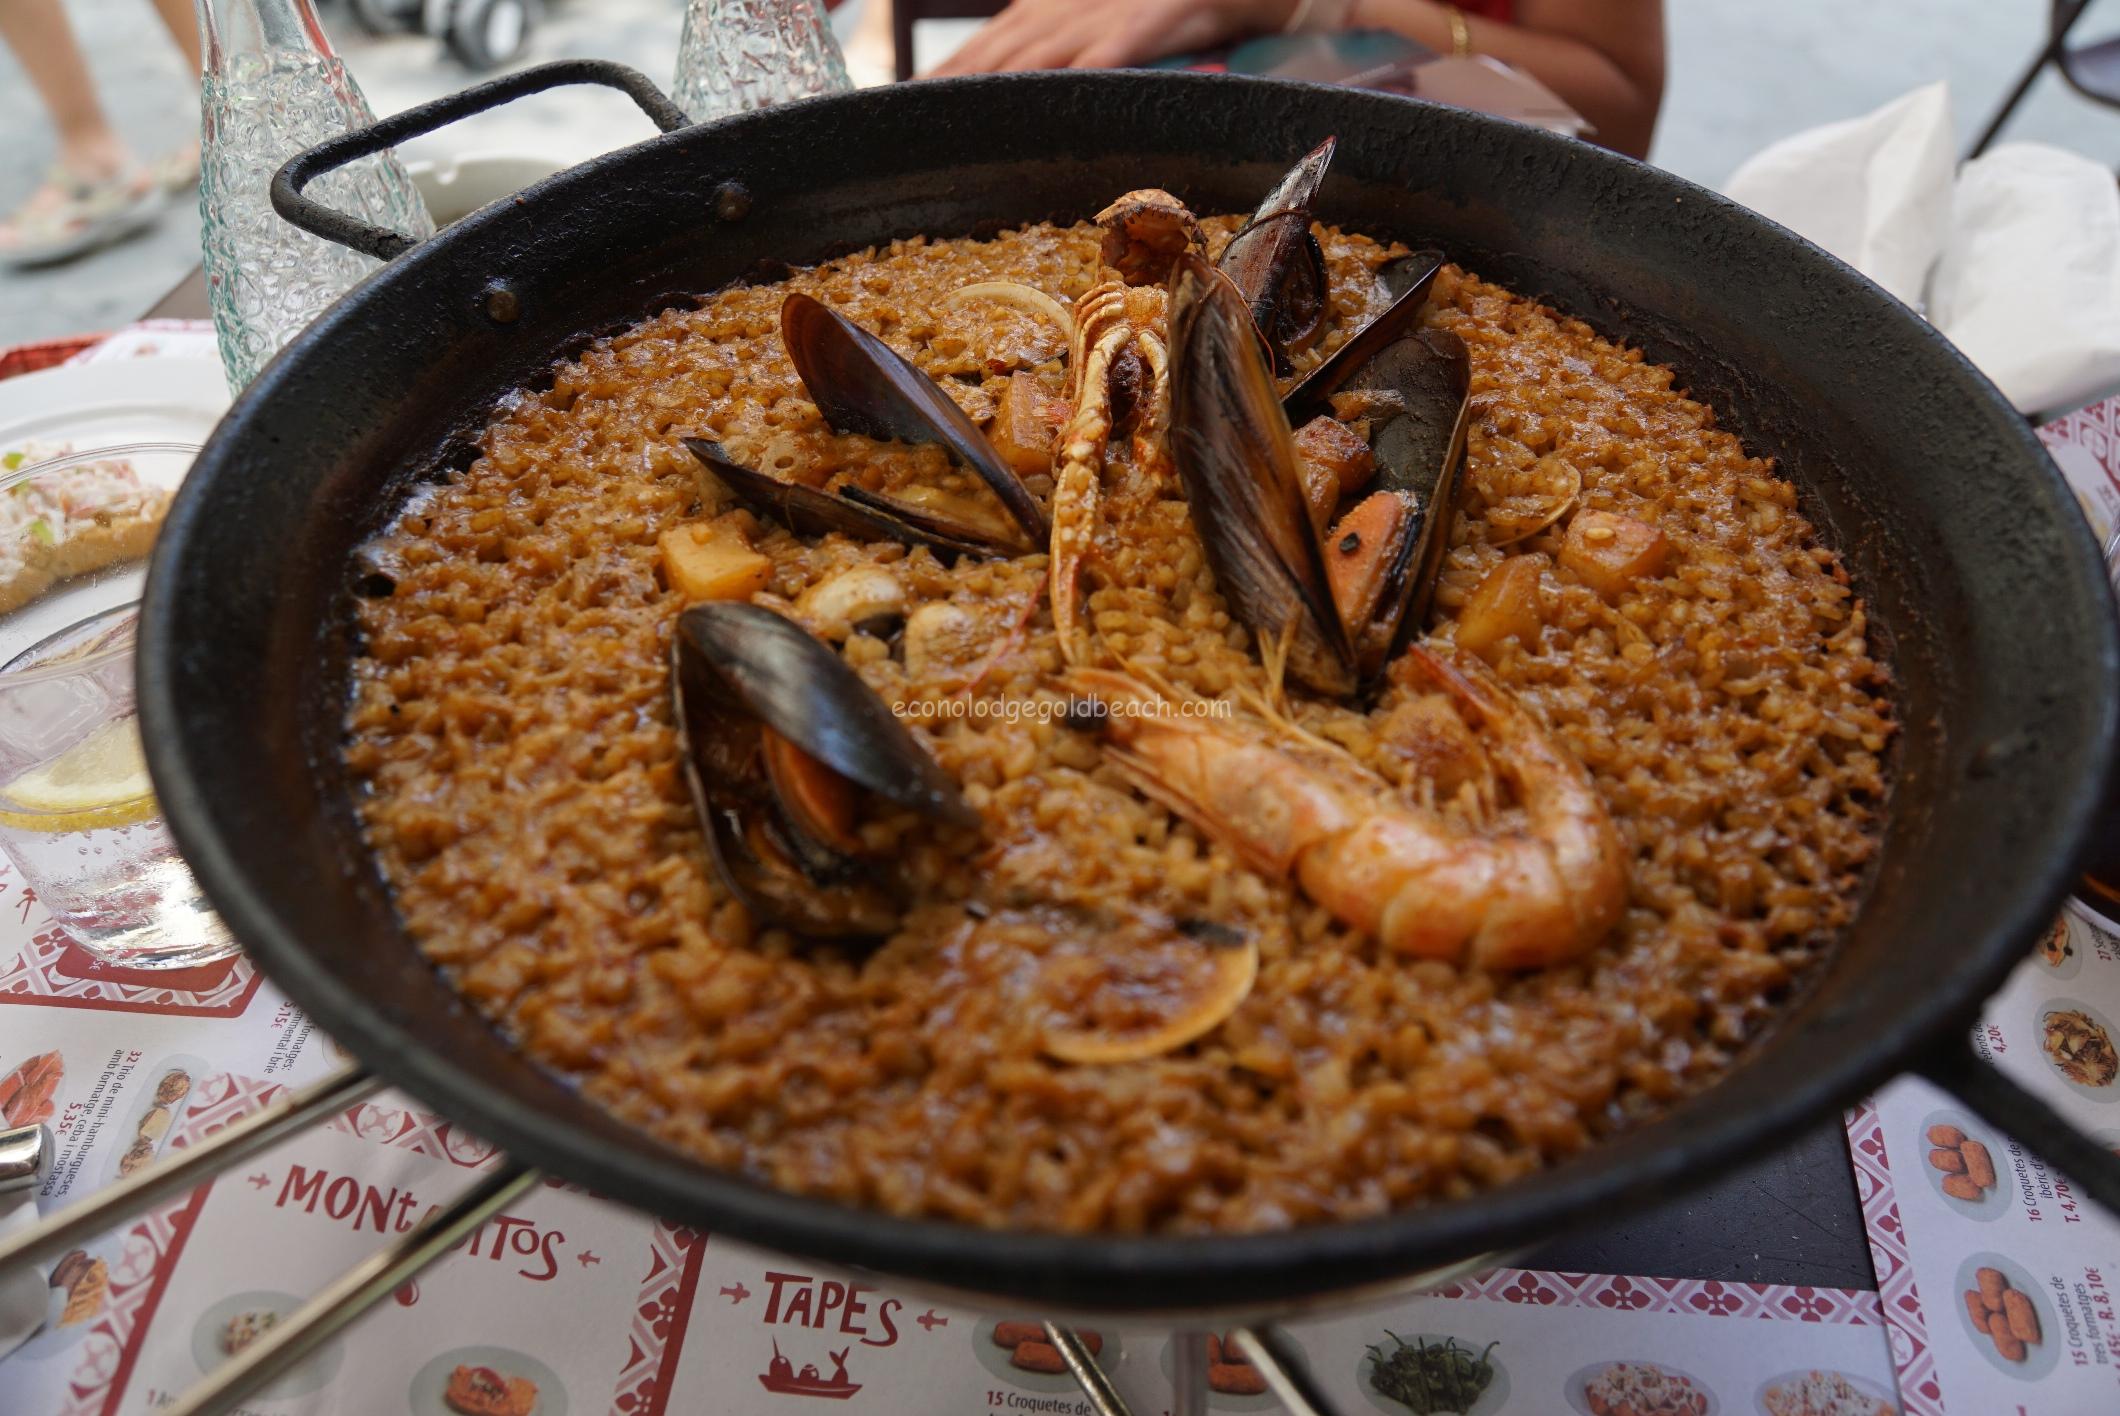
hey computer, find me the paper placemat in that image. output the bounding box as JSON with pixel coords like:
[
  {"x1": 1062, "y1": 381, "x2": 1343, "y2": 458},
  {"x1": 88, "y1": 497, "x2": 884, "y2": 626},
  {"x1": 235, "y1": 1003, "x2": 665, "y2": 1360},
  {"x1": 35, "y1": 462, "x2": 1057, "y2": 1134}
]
[{"x1": 1834, "y1": 392, "x2": 2120, "y2": 1416}]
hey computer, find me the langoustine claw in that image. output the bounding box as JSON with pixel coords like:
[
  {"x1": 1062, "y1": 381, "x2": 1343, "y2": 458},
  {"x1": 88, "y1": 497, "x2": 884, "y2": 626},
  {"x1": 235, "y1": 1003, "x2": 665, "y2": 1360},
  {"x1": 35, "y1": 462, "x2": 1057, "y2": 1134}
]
[{"x1": 1068, "y1": 646, "x2": 1627, "y2": 971}]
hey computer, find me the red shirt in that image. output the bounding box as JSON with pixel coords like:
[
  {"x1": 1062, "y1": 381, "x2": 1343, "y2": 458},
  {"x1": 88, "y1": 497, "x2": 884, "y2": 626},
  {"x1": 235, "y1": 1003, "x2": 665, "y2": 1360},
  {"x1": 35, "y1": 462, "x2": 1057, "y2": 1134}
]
[{"x1": 1460, "y1": 0, "x2": 1515, "y2": 20}]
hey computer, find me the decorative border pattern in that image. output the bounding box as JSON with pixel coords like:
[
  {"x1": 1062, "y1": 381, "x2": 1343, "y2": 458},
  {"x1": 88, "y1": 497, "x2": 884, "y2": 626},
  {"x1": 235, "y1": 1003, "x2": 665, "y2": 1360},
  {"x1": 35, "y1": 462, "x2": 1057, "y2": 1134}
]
[
  {"x1": 1845, "y1": 1100, "x2": 1942, "y2": 1416},
  {"x1": 611, "y1": 1226, "x2": 707, "y2": 1416},
  {"x1": 0, "y1": 908, "x2": 263, "y2": 1017},
  {"x1": 2039, "y1": 395, "x2": 2120, "y2": 491},
  {"x1": 1433, "y1": 1265, "x2": 1885, "y2": 1326},
  {"x1": 325, "y1": 1095, "x2": 504, "y2": 1170}
]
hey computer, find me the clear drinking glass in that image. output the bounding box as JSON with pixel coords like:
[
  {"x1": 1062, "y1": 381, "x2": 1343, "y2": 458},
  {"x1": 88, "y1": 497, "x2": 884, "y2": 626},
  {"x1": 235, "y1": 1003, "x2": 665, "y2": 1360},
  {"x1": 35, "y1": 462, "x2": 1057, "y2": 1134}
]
[
  {"x1": 196, "y1": 0, "x2": 434, "y2": 391},
  {"x1": 672, "y1": 0, "x2": 854, "y2": 124},
  {"x1": 0, "y1": 445, "x2": 236, "y2": 969}
]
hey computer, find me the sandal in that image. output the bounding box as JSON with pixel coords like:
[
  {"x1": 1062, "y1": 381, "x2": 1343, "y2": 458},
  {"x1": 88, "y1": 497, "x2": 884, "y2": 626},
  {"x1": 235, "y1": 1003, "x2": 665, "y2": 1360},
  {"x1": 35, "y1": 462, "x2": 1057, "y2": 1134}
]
[
  {"x1": 152, "y1": 142, "x2": 202, "y2": 195},
  {"x1": 0, "y1": 162, "x2": 167, "y2": 270}
]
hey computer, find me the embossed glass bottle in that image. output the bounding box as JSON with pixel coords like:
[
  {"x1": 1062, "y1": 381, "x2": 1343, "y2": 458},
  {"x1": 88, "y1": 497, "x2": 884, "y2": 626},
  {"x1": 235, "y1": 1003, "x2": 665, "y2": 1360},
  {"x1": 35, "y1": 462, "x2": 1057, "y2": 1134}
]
[
  {"x1": 672, "y1": 0, "x2": 853, "y2": 124},
  {"x1": 195, "y1": 0, "x2": 433, "y2": 389}
]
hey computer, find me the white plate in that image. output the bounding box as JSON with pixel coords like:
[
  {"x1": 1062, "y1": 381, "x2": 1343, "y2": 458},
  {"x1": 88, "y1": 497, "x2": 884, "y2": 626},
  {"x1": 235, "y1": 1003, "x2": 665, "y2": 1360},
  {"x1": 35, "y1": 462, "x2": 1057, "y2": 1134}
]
[
  {"x1": 11, "y1": 1239, "x2": 120, "y2": 1362},
  {"x1": 191, "y1": 1289, "x2": 344, "y2": 1398},
  {"x1": 973, "y1": 1318, "x2": 1123, "y2": 1394},
  {"x1": 1564, "y1": 1359, "x2": 1719, "y2": 1416},
  {"x1": 0, "y1": 360, "x2": 228, "y2": 455},
  {"x1": 1913, "y1": 1109, "x2": 2009, "y2": 1221},
  {"x1": 409, "y1": 1345, "x2": 569, "y2": 1416},
  {"x1": 1753, "y1": 1367, "x2": 1897, "y2": 1415},
  {"x1": 1359, "y1": 1333, "x2": 1508, "y2": 1416},
  {"x1": 103, "y1": 1053, "x2": 210, "y2": 1187},
  {"x1": 1951, "y1": 1252, "x2": 2060, "y2": 1380}
]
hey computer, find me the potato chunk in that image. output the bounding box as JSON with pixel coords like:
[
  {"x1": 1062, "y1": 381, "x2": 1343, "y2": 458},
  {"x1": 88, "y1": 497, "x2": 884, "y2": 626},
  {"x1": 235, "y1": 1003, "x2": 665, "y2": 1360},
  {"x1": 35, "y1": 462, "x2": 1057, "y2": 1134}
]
[
  {"x1": 1560, "y1": 509, "x2": 1668, "y2": 598},
  {"x1": 660, "y1": 521, "x2": 770, "y2": 601},
  {"x1": 1292, "y1": 415, "x2": 1377, "y2": 534},
  {"x1": 988, "y1": 371, "x2": 1067, "y2": 478},
  {"x1": 1455, "y1": 554, "x2": 1546, "y2": 660}
]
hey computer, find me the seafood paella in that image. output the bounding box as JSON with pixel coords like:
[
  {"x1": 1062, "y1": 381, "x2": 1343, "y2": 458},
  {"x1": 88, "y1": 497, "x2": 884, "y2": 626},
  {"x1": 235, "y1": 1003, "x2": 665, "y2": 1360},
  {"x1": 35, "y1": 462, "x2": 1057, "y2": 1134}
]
[{"x1": 344, "y1": 140, "x2": 1894, "y2": 1233}]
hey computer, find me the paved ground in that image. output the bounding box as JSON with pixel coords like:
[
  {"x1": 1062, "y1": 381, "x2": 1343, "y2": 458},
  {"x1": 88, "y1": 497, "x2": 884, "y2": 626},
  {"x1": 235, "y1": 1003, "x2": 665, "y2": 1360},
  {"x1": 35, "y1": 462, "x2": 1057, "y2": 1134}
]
[{"x1": 2, "y1": 0, "x2": 2117, "y2": 343}]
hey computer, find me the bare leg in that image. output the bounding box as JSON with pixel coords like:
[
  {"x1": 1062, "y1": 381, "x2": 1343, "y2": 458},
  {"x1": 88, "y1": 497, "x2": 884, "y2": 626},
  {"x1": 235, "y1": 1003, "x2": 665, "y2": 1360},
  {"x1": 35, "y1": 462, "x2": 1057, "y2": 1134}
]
[
  {"x1": 0, "y1": 0, "x2": 131, "y2": 177},
  {"x1": 148, "y1": 0, "x2": 204, "y2": 77},
  {"x1": 0, "y1": 0, "x2": 174, "y2": 260},
  {"x1": 145, "y1": 0, "x2": 204, "y2": 187}
]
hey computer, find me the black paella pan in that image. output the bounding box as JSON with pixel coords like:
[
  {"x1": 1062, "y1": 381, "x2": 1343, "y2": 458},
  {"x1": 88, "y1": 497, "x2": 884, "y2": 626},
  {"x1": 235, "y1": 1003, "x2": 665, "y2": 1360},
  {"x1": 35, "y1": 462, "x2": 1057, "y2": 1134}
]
[{"x1": 122, "y1": 62, "x2": 2120, "y2": 1317}]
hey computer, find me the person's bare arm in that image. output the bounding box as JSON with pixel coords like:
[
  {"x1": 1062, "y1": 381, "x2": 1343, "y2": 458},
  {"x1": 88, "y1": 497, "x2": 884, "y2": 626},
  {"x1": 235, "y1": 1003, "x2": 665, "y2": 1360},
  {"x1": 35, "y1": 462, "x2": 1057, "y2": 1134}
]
[
  {"x1": 931, "y1": 0, "x2": 1286, "y2": 77},
  {"x1": 1348, "y1": 0, "x2": 1665, "y2": 157},
  {"x1": 930, "y1": 0, "x2": 1665, "y2": 160}
]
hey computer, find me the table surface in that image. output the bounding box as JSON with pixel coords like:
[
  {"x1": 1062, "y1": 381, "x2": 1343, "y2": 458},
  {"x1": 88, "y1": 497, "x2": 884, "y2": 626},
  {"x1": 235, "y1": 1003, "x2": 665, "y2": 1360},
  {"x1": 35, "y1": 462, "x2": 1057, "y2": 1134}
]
[{"x1": 135, "y1": 263, "x2": 1882, "y2": 1298}]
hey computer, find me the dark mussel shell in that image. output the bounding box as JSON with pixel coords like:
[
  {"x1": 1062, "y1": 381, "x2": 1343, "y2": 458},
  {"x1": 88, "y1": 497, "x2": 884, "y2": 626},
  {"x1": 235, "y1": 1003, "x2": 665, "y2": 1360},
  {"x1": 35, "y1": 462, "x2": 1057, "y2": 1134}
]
[
  {"x1": 1217, "y1": 138, "x2": 1337, "y2": 376},
  {"x1": 1218, "y1": 213, "x2": 1329, "y2": 377},
  {"x1": 1282, "y1": 249, "x2": 1445, "y2": 424},
  {"x1": 1333, "y1": 327, "x2": 1473, "y2": 673},
  {"x1": 1167, "y1": 253, "x2": 1356, "y2": 696},
  {"x1": 672, "y1": 602, "x2": 975, "y2": 937},
  {"x1": 780, "y1": 293, "x2": 1050, "y2": 544},
  {"x1": 683, "y1": 437, "x2": 997, "y2": 560},
  {"x1": 1249, "y1": 135, "x2": 1335, "y2": 225}
]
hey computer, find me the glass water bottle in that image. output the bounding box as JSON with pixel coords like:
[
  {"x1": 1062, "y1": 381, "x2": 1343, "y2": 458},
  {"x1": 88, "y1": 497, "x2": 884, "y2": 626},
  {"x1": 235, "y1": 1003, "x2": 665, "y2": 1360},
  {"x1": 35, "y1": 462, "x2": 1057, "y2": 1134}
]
[
  {"x1": 195, "y1": 0, "x2": 433, "y2": 390},
  {"x1": 672, "y1": 0, "x2": 853, "y2": 124}
]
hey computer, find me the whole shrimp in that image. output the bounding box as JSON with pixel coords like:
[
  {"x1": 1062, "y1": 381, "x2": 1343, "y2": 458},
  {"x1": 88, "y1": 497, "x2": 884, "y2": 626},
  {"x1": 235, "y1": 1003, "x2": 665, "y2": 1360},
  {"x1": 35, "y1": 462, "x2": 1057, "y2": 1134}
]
[{"x1": 1071, "y1": 645, "x2": 1628, "y2": 970}]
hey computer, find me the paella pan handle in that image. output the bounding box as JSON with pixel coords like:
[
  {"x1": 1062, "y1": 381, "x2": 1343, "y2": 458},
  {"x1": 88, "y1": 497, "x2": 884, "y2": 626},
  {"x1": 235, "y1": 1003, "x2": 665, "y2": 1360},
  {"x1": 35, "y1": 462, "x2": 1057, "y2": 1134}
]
[
  {"x1": 1918, "y1": 1035, "x2": 2120, "y2": 1216},
  {"x1": 270, "y1": 58, "x2": 692, "y2": 262}
]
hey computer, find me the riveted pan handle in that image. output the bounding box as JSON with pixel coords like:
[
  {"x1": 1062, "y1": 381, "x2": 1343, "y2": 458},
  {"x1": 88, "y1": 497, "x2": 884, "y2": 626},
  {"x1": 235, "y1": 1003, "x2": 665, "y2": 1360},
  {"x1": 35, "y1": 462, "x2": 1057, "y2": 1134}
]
[
  {"x1": 271, "y1": 58, "x2": 692, "y2": 262},
  {"x1": 1919, "y1": 1036, "x2": 2120, "y2": 1216}
]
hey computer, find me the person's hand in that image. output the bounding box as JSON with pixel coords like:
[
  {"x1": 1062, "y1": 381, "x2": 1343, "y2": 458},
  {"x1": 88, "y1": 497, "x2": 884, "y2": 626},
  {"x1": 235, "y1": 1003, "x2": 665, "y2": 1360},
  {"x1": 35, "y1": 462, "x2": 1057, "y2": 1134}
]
[{"x1": 929, "y1": 0, "x2": 1297, "y2": 77}]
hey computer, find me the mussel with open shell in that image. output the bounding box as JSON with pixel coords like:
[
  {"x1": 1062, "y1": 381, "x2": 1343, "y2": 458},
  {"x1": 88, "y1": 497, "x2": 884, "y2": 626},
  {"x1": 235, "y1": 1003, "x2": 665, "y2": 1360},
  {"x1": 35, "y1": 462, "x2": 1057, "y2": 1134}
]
[
  {"x1": 1167, "y1": 249, "x2": 1472, "y2": 693},
  {"x1": 780, "y1": 292, "x2": 1051, "y2": 544},
  {"x1": 671, "y1": 602, "x2": 976, "y2": 938}
]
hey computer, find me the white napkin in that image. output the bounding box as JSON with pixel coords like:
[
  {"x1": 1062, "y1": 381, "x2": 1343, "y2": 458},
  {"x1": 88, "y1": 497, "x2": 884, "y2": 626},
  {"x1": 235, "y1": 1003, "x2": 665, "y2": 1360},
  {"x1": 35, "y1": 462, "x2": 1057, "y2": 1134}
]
[
  {"x1": 0, "y1": 1174, "x2": 49, "y2": 1361},
  {"x1": 1722, "y1": 82, "x2": 1955, "y2": 311},
  {"x1": 1720, "y1": 84, "x2": 2120, "y2": 418},
  {"x1": 1930, "y1": 143, "x2": 2120, "y2": 417}
]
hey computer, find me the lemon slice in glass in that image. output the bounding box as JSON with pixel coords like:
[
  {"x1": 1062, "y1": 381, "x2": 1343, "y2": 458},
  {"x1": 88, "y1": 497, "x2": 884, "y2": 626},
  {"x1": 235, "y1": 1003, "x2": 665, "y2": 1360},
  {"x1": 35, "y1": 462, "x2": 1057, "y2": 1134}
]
[{"x1": 0, "y1": 719, "x2": 156, "y2": 831}]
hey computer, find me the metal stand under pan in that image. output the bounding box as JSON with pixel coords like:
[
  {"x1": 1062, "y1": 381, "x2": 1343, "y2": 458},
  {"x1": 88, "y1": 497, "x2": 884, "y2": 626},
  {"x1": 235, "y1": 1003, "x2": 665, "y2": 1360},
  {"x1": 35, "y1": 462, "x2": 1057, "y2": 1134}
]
[{"x1": 0, "y1": 1066, "x2": 1491, "y2": 1416}]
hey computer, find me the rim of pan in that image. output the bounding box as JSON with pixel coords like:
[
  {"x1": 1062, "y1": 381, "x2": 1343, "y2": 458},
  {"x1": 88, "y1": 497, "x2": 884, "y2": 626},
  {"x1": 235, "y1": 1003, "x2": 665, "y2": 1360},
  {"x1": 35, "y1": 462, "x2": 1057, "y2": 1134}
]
[{"x1": 140, "y1": 72, "x2": 2120, "y2": 1312}]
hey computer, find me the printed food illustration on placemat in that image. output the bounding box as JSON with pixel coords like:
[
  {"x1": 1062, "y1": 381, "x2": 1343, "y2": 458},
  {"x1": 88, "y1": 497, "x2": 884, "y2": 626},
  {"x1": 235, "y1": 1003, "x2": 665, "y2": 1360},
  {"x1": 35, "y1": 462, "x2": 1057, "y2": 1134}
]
[
  {"x1": 2036, "y1": 914, "x2": 2081, "y2": 980},
  {"x1": 1753, "y1": 1367, "x2": 1896, "y2": 1416},
  {"x1": 2037, "y1": 999, "x2": 2119, "y2": 1094},
  {"x1": 1361, "y1": 1331, "x2": 1506, "y2": 1415},
  {"x1": 107, "y1": 1054, "x2": 203, "y2": 1181},
  {"x1": 1566, "y1": 1358, "x2": 1716, "y2": 1416},
  {"x1": 410, "y1": 1344, "x2": 568, "y2": 1416},
  {"x1": 973, "y1": 1318, "x2": 1117, "y2": 1391},
  {"x1": 0, "y1": 1047, "x2": 61, "y2": 1124},
  {"x1": 1952, "y1": 1253, "x2": 2058, "y2": 1379},
  {"x1": 1915, "y1": 1111, "x2": 2004, "y2": 1216},
  {"x1": 9, "y1": 1237, "x2": 116, "y2": 1362},
  {"x1": 191, "y1": 1290, "x2": 345, "y2": 1398},
  {"x1": 1155, "y1": 1329, "x2": 1311, "y2": 1408}
]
